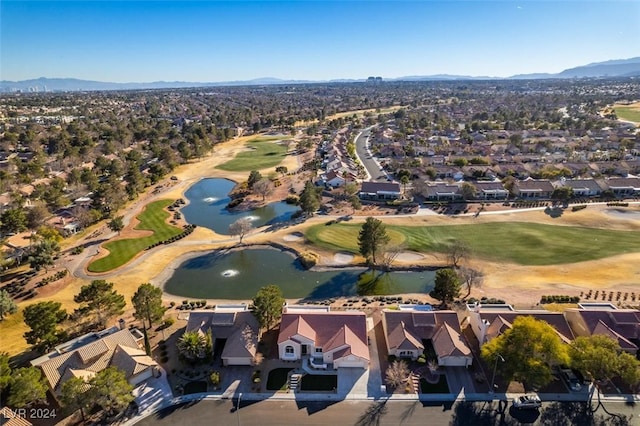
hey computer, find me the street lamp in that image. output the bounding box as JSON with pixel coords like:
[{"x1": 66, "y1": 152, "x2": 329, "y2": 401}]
[
  {"x1": 489, "y1": 353, "x2": 505, "y2": 394},
  {"x1": 236, "y1": 392, "x2": 242, "y2": 426}
]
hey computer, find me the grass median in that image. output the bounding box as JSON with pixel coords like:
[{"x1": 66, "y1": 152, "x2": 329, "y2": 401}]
[
  {"x1": 306, "y1": 222, "x2": 640, "y2": 265},
  {"x1": 217, "y1": 136, "x2": 288, "y2": 172},
  {"x1": 87, "y1": 199, "x2": 183, "y2": 273}
]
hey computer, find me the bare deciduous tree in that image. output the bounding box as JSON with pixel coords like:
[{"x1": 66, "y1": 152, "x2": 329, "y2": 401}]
[
  {"x1": 229, "y1": 218, "x2": 254, "y2": 244},
  {"x1": 253, "y1": 178, "x2": 274, "y2": 201},
  {"x1": 458, "y1": 266, "x2": 484, "y2": 299},
  {"x1": 385, "y1": 359, "x2": 410, "y2": 390},
  {"x1": 446, "y1": 239, "x2": 470, "y2": 269},
  {"x1": 379, "y1": 243, "x2": 406, "y2": 271}
]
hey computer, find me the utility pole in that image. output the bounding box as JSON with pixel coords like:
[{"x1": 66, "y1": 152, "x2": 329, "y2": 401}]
[{"x1": 490, "y1": 353, "x2": 505, "y2": 394}]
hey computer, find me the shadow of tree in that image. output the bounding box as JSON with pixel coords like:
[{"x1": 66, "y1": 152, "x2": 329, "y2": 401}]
[
  {"x1": 540, "y1": 401, "x2": 632, "y2": 426},
  {"x1": 450, "y1": 401, "x2": 521, "y2": 426},
  {"x1": 305, "y1": 271, "x2": 359, "y2": 299},
  {"x1": 399, "y1": 401, "x2": 418, "y2": 424},
  {"x1": 354, "y1": 400, "x2": 388, "y2": 426}
]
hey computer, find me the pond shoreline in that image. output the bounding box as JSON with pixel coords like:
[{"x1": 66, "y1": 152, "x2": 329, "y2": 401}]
[{"x1": 153, "y1": 242, "x2": 440, "y2": 300}]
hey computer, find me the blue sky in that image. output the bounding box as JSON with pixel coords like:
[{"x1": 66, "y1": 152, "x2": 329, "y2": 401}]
[{"x1": 1, "y1": 1, "x2": 639, "y2": 82}]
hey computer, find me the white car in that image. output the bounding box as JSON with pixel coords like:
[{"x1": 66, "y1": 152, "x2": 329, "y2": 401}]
[{"x1": 512, "y1": 394, "x2": 542, "y2": 409}]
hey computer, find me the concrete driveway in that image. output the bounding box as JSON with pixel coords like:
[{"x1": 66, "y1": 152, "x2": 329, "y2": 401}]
[{"x1": 444, "y1": 367, "x2": 477, "y2": 398}]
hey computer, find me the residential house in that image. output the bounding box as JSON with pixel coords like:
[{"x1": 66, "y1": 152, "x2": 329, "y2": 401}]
[
  {"x1": 604, "y1": 177, "x2": 640, "y2": 197},
  {"x1": 466, "y1": 303, "x2": 575, "y2": 346},
  {"x1": 512, "y1": 178, "x2": 554, "y2": 199},
  {"x1": 382, "y1": 305, "x2": 472, "y2": 367},
  {"x1": 423, "y1": 182, "x2": 463, "y2": 201},
  {"x1": 31, "y1": 326, "x2": 159, "y2": 399},
  {"x1": 426, "y1": 155, "x2": 447, "y2": 166},
  {"x1": 359, "y1": 181, "x2": 401, "y2": 201},
  {"x1": 325, "y1": 171, "x2": 346, "y2": 187},
  {"x1": 561, "y1": 179, "x2": 604, "y2": 197},
  {"x1": 185, "y1": 304, "x2": 259, "y2": 366},
  {"x1": 564, "y1": 303, "x2": 640, "y2": 354},
  {"x1": 0, "y1": 407, "x2": 32, "y2": 426},
  {"x1": 474, "y1": 181, "x2": 509, "y2": 200},
  {"x1": 277, "y1": 305, "x2": 369, "y2": 369}
]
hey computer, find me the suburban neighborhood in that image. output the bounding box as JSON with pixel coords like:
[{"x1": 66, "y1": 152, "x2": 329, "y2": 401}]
[{"x1": 1, "y1": 69, "x2": 640, "y2": 425}]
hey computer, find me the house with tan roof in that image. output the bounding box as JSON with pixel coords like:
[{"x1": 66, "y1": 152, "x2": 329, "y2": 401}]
[
  {"x1": 564, "y1": 303, "x2": 640, "y2": 354},
  {"x1": 277, "y1": 305, "x2": 369, "y2": 369},
  {"x1": 31, "y1": 326, "x2": 158, "y2": 398},
  {"x1": 0, "y1": 407, "x2": 33, "y2": 426},
  {"x1": 382, "y1": 306, "x2": 472, "y2": 367},
  {"x1": 185, "y1": 305, "x2": 259, "y2": 366},
  {"x1": 466, "y1": 303, "x2": 575, "y2": 346}
]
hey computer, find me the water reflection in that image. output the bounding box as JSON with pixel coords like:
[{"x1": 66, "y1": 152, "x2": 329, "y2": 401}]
[
  {"x1": 163, "y1": 249, "x2": 435, "y2": 300},
  {"x1": 180, "y1": 178, "x2": 299, "y2": 234}
]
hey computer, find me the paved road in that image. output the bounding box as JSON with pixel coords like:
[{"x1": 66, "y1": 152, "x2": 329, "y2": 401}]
[
  {"x1": 354, "y1": 127, "x2": 387, "y2": 182},
  {"x1": 135, "y1": 398, "x2": 640, "y2": 426}
]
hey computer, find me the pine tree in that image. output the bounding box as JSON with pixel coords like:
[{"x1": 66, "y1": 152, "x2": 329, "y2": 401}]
[{"x1": 358, "y1": 217, "x2": 390, "y2": 267}]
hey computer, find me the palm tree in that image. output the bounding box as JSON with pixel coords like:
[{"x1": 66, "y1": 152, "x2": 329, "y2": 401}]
[{"x1": 177, "y1": 331, "x2": 206, "y2": 361}]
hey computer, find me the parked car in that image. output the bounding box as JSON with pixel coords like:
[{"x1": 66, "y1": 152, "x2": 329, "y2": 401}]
[
  {"x1": 560, "y1": 368, "x2": 582, "y2": 391},
  {"x1": 512, "y1": 394, "x2": 542, "y2": 409}
]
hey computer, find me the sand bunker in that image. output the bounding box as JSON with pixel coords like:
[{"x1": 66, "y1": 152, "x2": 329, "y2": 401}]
[
  {"x1": 283, "y1": 232, "x2": 304, "y2": 242},
  {"x1": 333, "y1": 252, "x2": 355, "y2": 264},
  {"x1": 395, "y1": 251, "x2": 425, "y2": 262},
  {"x1": 604, "y1": 208, "x2": 640, "y2": 220}
]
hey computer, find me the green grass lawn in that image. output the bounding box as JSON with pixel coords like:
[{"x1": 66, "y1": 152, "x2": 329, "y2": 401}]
[
  {"x1": 266, "y1": 368, "x2": 293, "y2": 391},
  {"x1": 613, "y1": 106, "x2": 640, "y2": 123},
  {"x1": 306, "y1": 222, "x2": 640, "y2": 265},
  {"x1": 420, "y1": 375, "x2": 449, "y2": 393},
  {"x1": 87, "y1": 199, "x2": 183, "y2": 273},
  {"x1": 300, "y1": 374, "x2": 337, "y2": 392},
  {"x1": 217, "y1": 136, "x2": 288, "y2": 172}
]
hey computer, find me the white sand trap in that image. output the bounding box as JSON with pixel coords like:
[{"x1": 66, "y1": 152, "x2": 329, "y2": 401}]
[
  {"x1": 395, "y1": 251, "x2": 425, "y2": 262},
  {"x1": 333, "y1": 252, "x2": 355, "y2": 264},
  {"x1": 283, "y1": 232, "x2": 304, "y2": 242},
  {"x1": 604, "y1": 208, "x2": 640, "y2": 220}
]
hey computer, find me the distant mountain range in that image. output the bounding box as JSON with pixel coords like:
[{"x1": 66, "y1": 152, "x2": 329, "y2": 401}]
[{"x1": 2, "y1": 57, "x2": 639, "y2": 93}]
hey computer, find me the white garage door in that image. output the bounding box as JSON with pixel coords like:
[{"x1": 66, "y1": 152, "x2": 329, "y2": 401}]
[
  {"x1": 223, "y1": 357, "x2": 252, "y2": 366},
  {"x1": 335, "y1": 355, "x2": 366, "y2": 368}
]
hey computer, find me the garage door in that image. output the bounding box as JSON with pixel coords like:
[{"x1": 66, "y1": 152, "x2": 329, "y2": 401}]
[
  {"x1": 223, "y1": 357, "x2": 252, "y2": 366},
  {"x1": 336, "y1": 355, "x2": 366, "y2": 368}
]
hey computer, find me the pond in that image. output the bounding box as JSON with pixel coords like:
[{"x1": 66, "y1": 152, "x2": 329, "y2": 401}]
[
  {"x1": 180, "y1": 178, "x2": 299, "y2": 235},
  {"x1": 163, "y1": 248, "x2": 435, "y2": 300}
]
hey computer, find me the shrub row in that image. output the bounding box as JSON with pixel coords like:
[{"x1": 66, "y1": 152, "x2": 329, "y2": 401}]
[
  {"x1": 540, "y1": 295, "x2": 580, "y2": 304},
  {"x1": 571, "y1": 205, "x2": 587, "y2": 212},
  {"x1": 607, "y1": 202, "x2": 629, "y2": 207},
  {"x1": 35, "y1": 270, "x2": 68, "y2": 288},
  {"x1": 511, "y1": 201, "x2": 549, "y2": 209},
  {"x1": 467, "y1": 297, "x2": 506, "y2": 305},
  {"x1": 175, "y1": 299, "x2": 210, "y2": 310},
  {"x1": 145, "y1": 224, "x2": 197, "y2": 250}
]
